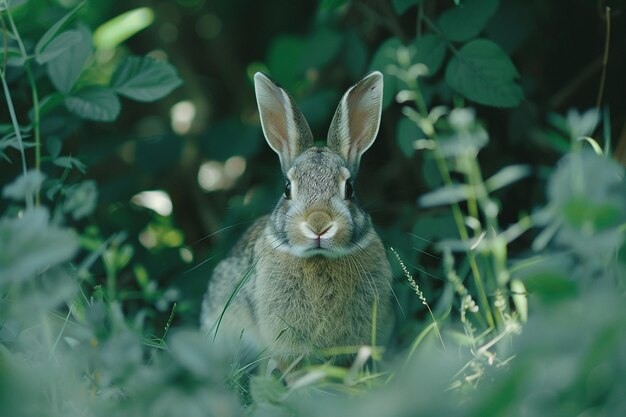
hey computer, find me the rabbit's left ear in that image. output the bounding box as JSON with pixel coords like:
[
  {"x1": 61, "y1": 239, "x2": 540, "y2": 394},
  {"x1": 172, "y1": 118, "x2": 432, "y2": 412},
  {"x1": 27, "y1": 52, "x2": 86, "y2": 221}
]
[
  {"x1": 327, "y1": 72, "x2": 383, "y2": 174},
  {"x1": 254, "y1": 73, "x2": 313, "y2": 173}
]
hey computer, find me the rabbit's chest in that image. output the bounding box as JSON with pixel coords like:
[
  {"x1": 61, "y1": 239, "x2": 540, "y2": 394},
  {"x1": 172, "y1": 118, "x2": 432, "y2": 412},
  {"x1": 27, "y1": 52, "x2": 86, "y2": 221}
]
[{"x1": 253, "y1": 257, "x2": 376, "y2": 350}]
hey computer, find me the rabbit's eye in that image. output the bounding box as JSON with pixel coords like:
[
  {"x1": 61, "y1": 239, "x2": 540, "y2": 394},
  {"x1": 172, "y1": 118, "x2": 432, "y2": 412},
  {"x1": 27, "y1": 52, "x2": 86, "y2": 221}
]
[
  {"x1": 284, "y1": 180, "x2": 291, "y2": 199},
  {"x1": 344, "y1": 180, "x2": 354, "y2": 200}
]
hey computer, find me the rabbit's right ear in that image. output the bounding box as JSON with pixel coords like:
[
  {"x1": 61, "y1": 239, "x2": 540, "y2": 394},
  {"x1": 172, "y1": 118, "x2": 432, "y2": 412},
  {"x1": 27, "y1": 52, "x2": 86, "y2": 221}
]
[{"x1": 254, "y1": 73, "x2": 313, "y2": 172}]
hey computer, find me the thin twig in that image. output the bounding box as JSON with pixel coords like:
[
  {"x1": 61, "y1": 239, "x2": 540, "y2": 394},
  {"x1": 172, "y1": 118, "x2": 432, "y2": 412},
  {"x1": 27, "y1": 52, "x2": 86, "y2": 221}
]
[{"x1": 595, "y1": 6, "x2": 611, "y2": 110}]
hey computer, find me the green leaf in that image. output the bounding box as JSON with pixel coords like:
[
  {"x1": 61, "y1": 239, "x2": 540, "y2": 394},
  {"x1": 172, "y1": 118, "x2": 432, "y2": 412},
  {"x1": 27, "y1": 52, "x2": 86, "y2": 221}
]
[
  {"x1": 35, "y1": 30, "x2": 81, "y2": 64},
  {"x1": 2, "y1": 170, "x2": 46, "y2": 201},
  {"x1": 0, "y1": 47, "x2": 25, "y2": 67},
  {"x1": 369, "y1": 37, "x2": 404, "y2": 108},
  {"x1": 93, "y1": 7, "x2": 154, "y2": 50},
  {"x1": 250, "y1": 375, "x2": 287, "y2": 404},
  {"x1": 53, "y1": 156, "x2": 87, "y2": 173},
  {"x1": 344, "y1": 31, "x2": 368, "y2": 79},
  {"x1": 418, "y1": 184, "x2": 470, "y2": 207},
  {"x1": 36, "y1": 93, "x2": 65, "y2": 117},
  {"x1": 411, "y1": 212, "x2": 457, "y2": 252},
  {"x1": 302, "y1": 28, "x2": 343, "y2": 70},
  {"x1": 0, "y1": 208, "x2": 78, "y2": 283},
  {"x1": 299, "y1": 89, "x2": 339, "y2": 129},
  {"x1": 437, "y1": 0, "x2": 499, "y2": 42},
  {"x1": 562, "y1": 198, "x2": 622, "y2": 232},
  {"x1": 396, "y1": 117, "x2": 424, "y2": 157},
  {"x1": 267, "y1": 35, "x2": 307, "y2": 90},
  {"x1": 200, "y1": 118, "x2": 261, "y2": 161},
  {"x1": 392, "y1": 0, "x2": 421, "y2": 15},
  {"x1": 523, "y1": 272, "x2": 578, "y2": 302},
  {"x1": 566, "y1": 108, "x2": 599, "y2": 139},
  {"x1": 414, "y1": 34, "x2": 446, "y2": 76},
  {"x1": 319, "y1": 0, "x2": 349, "y2": 12},
  {"x1": 34, "y1": 1, "x2": 86, "y2": 57},
  {"x1": 0, "y1": 0, "x2": 28, "y2": 12},
  {"x1": 485, "y1": 164, "x2": 530, "y2": 192},
  {"x1": 168, "y1": 329, "x2": 214, "y2": 378},
  {"x1": 445, "y1": 39, "x2": 523, "y2": 107},
  {"x1": 111, "y1": 56, "x2": 182, "y2": 102},
  {"x1": 63, "y1": 181, "x2": 98, "y2": 220},
  {"x1": 65, "y1": 88, "x2": 121, "y2": 122},
  {"x1": 46, "y1": 26, "x2": 93, "y2": 94}
]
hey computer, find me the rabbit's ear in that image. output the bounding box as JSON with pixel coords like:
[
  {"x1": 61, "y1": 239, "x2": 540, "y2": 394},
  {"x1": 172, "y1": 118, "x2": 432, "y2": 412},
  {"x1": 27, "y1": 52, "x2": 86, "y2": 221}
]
[
  {"x1": 254, "y1": 73, "x2": 313, "y2": 172},
  {"x1": 327, "y1": 71, "x2": 383, "y2": 174}
]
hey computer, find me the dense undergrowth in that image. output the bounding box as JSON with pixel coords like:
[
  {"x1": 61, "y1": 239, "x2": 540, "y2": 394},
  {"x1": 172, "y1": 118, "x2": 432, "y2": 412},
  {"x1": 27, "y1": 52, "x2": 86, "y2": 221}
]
[{"x1": 1, "y1": 0, "x2": 626, "y2": 416}]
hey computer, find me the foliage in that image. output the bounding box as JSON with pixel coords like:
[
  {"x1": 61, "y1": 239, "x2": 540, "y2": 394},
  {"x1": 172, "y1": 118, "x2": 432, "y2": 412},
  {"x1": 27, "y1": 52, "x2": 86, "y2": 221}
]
[{"x1": 1, "y1": 0, "x2": 626, "y2": 416}]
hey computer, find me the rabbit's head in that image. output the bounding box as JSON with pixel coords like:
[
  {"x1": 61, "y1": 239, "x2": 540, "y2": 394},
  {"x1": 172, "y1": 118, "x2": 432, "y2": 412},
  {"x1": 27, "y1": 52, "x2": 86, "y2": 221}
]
[{"x1": 254, "y1": 72, "x2": 383, "y2": 258}]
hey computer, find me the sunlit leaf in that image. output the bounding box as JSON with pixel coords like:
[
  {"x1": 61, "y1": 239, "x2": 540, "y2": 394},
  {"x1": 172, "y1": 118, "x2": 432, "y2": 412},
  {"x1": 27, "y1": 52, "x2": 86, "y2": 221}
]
[
  {"x1": 93, "y1": 7, "x2": 154, "y2": 50},
  {"x1": 418, "y1": 184, "x2": 471, "y2": 207},
  {"x1": 111, "y1": 56, "x2": 182, "y2": 102},
  {"x1": 485, "y1": 164, "x2": 530, "y2": 192}
]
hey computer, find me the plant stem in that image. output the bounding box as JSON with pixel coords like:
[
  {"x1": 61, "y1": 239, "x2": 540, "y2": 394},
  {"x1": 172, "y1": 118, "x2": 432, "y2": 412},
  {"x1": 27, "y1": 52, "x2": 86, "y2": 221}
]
[
  {"x1": 595, "y1": 6, "x2": 611, "y2": 111},
  {"x1": 433, "y1": 150, "x2": 495, "y2": 329},
  {"x1": 5, "y1": 3, "x2": 43, "y2": 205}
]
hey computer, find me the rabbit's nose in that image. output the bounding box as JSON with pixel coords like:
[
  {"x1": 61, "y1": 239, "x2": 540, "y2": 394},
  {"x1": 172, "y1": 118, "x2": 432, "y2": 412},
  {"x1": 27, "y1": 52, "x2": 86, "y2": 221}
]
[{"x1": 306, "y1": 211, "x2": 333, "y2": 235}]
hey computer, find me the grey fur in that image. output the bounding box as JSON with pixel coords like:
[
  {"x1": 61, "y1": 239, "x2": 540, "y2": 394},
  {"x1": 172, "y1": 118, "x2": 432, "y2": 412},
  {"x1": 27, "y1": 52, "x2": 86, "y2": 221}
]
[{"x1": 201, "y1": 72, "x2": 392, "y2": 364}]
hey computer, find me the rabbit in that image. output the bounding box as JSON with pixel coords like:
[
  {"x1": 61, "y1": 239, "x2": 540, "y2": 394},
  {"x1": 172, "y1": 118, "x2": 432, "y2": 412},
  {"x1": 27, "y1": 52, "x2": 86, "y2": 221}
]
[{"x1": 200, "y1": 71, "x2": 393, "y2": 365}]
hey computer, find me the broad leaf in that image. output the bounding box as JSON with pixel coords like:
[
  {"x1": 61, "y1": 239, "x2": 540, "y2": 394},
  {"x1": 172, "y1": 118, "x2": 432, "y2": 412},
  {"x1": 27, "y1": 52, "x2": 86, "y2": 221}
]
[
  {"x1": 414, "y1": 34, "x2": 446, "y2": 76},
  {"x1": 437, "y1": 0, "x2": 499, "y2": 42},
  {"x1": 392, "y1": 0, "x2": 420, "y2": 15},
  {"x1": 396, "y1": 117, "x2": 424, "y2": 157},
  {"x1": 0, "y1": 208, "x2": 78, "y2": 283},
  {"x1": 34, "y1": 1, "x2": 86, "y2": 56},
  {"x1": 445, "y1": 39, "x2": 523, "y2": 107},
  {"x1": 63, "y1": 181, "x2": 98, "y2": 220},
  {"x1": 302, "y1": 28, "x2": 343, "y2": 70},
  {"x1": 369, "y1": 37, "x2": 405, "y2": 108},
  {"x1": 65, "y1": 88, "x2": 121, "y2": 122},
  {"x1": 2, "y1": 170, "x2": 46, "y2": 201},
  {"x1": 53, "y1": 156, "x2": 87, "y2": 172},
  {"x1": 36, "y1": 30, "x2": 82, "y2": 64},
  {"x1": 267, "y1": 35, "x2": 307, "y2": 90},
  {"x1": 46, "y1": 26, "x2": 93, "y2": 94},
  {"x1": 111, "y1": 56, "x2": 182, "y2": 102}
]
